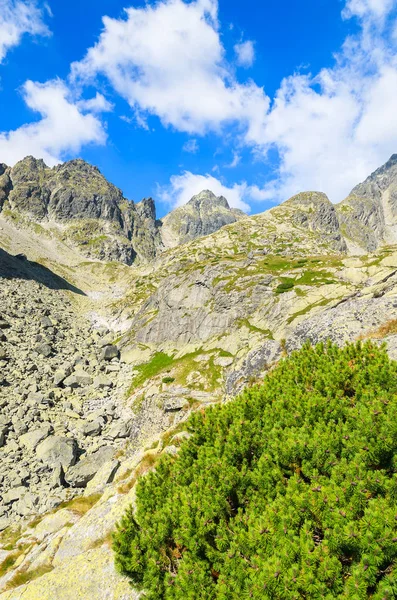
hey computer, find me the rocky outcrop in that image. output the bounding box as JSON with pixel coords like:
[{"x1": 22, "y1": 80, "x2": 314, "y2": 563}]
[
  {"x1": 281, "y1": 191, "x2": 347, "y2": 253},
  {"x1": 336, "y1": 154, "x2": 397, "y2": 252},
  {"x1": 160, "y1": 190, "x2": 244, "y2": 248},
  {"x1": 0, "y1": 157, "x2": 162, "y2": 265}
]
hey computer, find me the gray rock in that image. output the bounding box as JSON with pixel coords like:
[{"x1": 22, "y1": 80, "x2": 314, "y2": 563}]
[
  {"x1": 93, "y1": 375, "x2": 113, "y2": 389},
  {"x1": 3, "y1": 485, "x2": 27, "y2": 504},
  {"x1": 82, "y1": 420, "x2": 102, "y2": 437},
  {"x1": 163, "y1": 397, "x2": 189, "y2": 412},
  {"x1": 105, "y1": 421, "x2": 131, "y2": 440},
  {"x1": 19, "y1": 424, "x2": 52, "y2": 451},
  {"x1": 101, "y1": 345, "x2": 119, "y2": 361},
  {"x1": 36, "y1": 436, "x2": 78, "y2": 469},
  {"x1": 84, "y1": 459, "x2": 120, "y2": 494},
  {"x1": 65, "y1": 447, "x2": 115, "y2": 488}
]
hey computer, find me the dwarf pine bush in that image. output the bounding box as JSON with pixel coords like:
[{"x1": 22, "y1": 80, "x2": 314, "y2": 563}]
[{"x1": 113, "y1": 341, "x2": 397, "y2": 599}]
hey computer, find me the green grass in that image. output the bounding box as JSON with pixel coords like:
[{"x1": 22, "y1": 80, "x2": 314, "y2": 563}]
[
  {"x1": 127, "y1": 352, "x2": 175, "y2": 395},
  {"x1": 275, "y1": 278, "x2": 295, "y2": 294}
]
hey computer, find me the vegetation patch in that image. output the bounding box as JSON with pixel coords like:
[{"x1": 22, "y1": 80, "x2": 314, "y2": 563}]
[
  {"x1": 275, "y1": 278, "x2": 295, "y2": 293},
  {"x1": 114, "y1": 341, "x2": 397, "y2": 599},
  {"x1": 56, "y1": 493, "x2": 101, "y2": 516},
  {"x1": 362, "y1": 319, "x2": 397, "y2": 340},
  {"x1": 127, "y1": 352, "x2": 175, "y2": 395},
  {"x1": 5, "y1": 564, "x2": 54, "y2": 590}
]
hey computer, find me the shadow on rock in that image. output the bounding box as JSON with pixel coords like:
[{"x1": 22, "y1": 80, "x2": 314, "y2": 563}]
[{"x1": 0, "y1": 247, "x2": 86, "y2": 296}]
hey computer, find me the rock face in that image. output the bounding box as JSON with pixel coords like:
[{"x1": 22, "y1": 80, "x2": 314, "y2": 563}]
[
  {"x1": 336, "y1": 155, "x2": 397, "y2": 252},
  {"x1": 160, "y1": 190, "x2": 244, "y2": 248},
  {"x1": 0, "y1": 157, "x2": 162, "y2": 265},
  {"x1": 0, "y1": 159, "x2": 249, "y2": 264}
]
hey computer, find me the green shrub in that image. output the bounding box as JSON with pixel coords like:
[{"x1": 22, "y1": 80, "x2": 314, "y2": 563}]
[
  {"x1": 114, "y1": 341, "x2": 397, "y2": 599},
  {"x1": 275, "y1": 279, "x2": 294, "y2": 294},
  {"x1": 162, "y1": 376, "x2": 176, "y2": 384}
]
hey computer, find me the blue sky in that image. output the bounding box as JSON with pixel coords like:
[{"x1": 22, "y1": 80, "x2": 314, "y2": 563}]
[{"x1": 0, "y1": 0, "x2": 397, "y2": 217}]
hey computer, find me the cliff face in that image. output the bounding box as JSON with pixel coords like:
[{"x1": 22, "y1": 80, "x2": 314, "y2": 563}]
[
  {"x1": 0, "y1": 157, "x2": 163, "y2": 265},
  {"x1": 336, "y1": 155, "x2": 397, "y2": 252}
]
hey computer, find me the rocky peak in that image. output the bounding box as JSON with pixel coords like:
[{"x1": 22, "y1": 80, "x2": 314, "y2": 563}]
[
  {"x1": 336, "y1": 154, "x2": 397, "y2": 252},
  {"x1": 160, "y1": 189, "x2": 245, "y2": 248}
]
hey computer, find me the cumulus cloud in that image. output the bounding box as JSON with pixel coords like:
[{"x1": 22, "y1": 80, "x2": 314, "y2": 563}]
[
  {"x1": 71, "y1": 0, "x2": 268, "y2": 138},
  {"x1": 77, "y1": 92, "x2": 113, "y2": 113},
  {"x1": 156, "y1": 170, "x2": 276, "y2": 212},
  {"x1": 254, "y1": 0, "x2": 397, "y2": 203},
  {"x1": 0, "y1": 79, "x2": 107, "y2": 165},
  {"x1": 234, "y1": 40, "x2": 255, "y2": 68},
  {"x1": 0, "y1": 0, "x2": 50, "y2": 63}
]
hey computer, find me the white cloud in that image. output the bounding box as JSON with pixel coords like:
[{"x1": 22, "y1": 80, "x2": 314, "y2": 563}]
[
  {"x1": 157, "y1": 170, "x2": 276, "y2": 212},
  {"x1": 234, "y1": 40, "x2": 255, "y2": 68},
  {"x1": 252, "y1": 0, "x2": 397, "y2": 203},
  {"x1": 77, "y1": 92, "x2": 113, "y2": 113},
  {"x1": 226, "y1": 152, "x2": 241, "y2": 168},
  {"x1": 342, "y1": 0, "x2": 394, "y2": 21},
  {"x1": 0, "y1": 79, "x2": 107, "y2": 165},
  {"x1": 183, "y1": 138, "x2": 199, "y2": 153},
  {"x1": 71, "y1": 0, "x2": 269, "y2": 138},
  {"x1": 0, "y1": 0, "x2": 50, "y2": 63}
]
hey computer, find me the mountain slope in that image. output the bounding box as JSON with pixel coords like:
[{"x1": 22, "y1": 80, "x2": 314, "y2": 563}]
[{"x1": 2, "y1": 155, "x2": 397, "y2": 598}]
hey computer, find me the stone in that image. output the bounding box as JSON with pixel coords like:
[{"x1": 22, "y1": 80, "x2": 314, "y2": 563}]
[
  {"x1": 36, "y1": 342, "x2": 52, "y2": 357},
  {"x1": 84, "y1": 460, "x2": 120, "y2": 494},
  {"x1": 2, "y1": 485, "x2": 27, "y2": 504},
  {"x1": 0, "y1": 426, "x2": 7, "y2": 447},
  {"x1": 63, "y1": 371, "x2": 93, "y2": 388},
  {"x1": 82, "y1": 420, "x2": 102, "y2": 437},
  {"x1": 93, "y1": 375, "x2": 113, "y2": 389},
  {"x1": 36, "y1": 436, "x2": 78, "y2": 469},
  {"x1": 19, "y1": 424, "x2": 52, "y2": 451},
  {"x1": 65, "y1": 447, "x2": 115, "y2": 488},
  {"x1": 101, "y1": 345, "x2": 120, "y2": 361},
  {"x1": 163, "y1": 397, "x2": 189, "y2": 412},
  {"x1": 105, "y1": 421, "x2": 130, "y2": 440}
]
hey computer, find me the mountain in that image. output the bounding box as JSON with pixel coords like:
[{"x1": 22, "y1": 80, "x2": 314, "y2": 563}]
[
  {"x1": 1, "y1": 155, "x2": 397, "y2": 598},
  {"x1": 336, "y1": 154, "x2": 397, "y2": 253},
  {"x1": 160, "y1": 189, "x2": 244, "y2": 248},
  {"x1": 0, "y1": 158, "x2": 250, "y2": 265}
]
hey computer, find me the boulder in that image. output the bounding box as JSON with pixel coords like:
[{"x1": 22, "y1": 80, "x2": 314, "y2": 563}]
[
  {"x1": 93, "y1": 375, "x2": 113, "y2": 389},
  {"x1": 84, "y1": 459, "x2": 120, "y2": 494},
  {"x1": 63, "y1": 371, "x2": 93, "y2": 388},
  {"x1": 82, "y1": 420, "x2": 102, "y2": 437},
  {"x1": 3, "y1": 485, "x2": 27, "y2": 504},
  {"x1": 101, "y1": 345, "x2": 119, "y2": 361},
  {"x1": 19, "y1": 424, "x2": 52, "y2": 451},
  {"x1": 105, "y1": 421, "x2": 131, "y2": 440},
  {"x1": 36, "y1": 342, "x2": 52, "y2": 357},
  {"x1": 65, "y1": 447, "x2": 115, "y2": 488},
  {"x1": 36, "y1": 436, "x2": 78, "y2": 469}
]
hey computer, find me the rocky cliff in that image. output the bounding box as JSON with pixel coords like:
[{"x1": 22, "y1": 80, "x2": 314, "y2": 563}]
[
  {"x1": 336, "y1": 154, "x2": 397, "y2": 252},
  {"x1": 160, "y1": 189, "x2": 244, "y2": 248},
  {"x1": 2, "y1": 155, "x2": 397, "y2": 598}
]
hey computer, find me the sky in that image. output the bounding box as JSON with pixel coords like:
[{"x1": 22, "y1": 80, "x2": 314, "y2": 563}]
[{"x1": 0, "y1": 0, "x2": 397, "y2": 217}]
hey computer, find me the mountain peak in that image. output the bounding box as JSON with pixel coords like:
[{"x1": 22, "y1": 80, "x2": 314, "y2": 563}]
[
  {"x1": 160, "y1": 189, "x2": 244, "y2": 248},
  {"x1": 188, "y1": 189, "x2": 230, "y2": 211}
]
